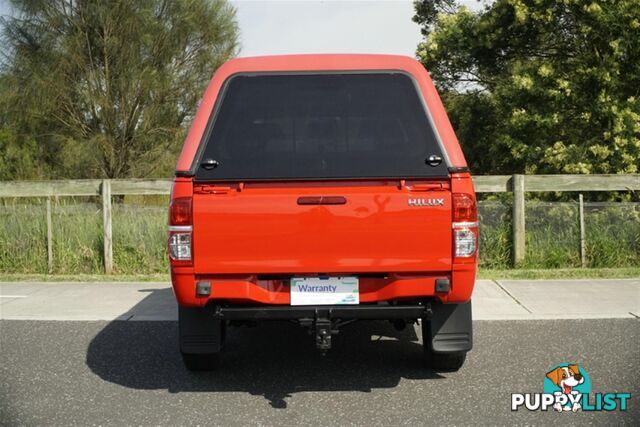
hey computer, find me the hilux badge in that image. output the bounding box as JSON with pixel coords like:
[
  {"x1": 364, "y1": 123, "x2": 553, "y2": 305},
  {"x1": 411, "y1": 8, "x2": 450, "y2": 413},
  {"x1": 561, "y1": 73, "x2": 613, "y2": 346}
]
[{"x1": 408, "y1": 198, "x2": 445, "y2": 207}]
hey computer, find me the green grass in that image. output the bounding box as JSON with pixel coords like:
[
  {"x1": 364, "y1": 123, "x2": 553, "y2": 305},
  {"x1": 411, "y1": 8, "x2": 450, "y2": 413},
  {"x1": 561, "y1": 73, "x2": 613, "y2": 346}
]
[
  {"x1": 477, "y1": 201, "x2": 512, "y2": 268},
  {"x1": 0, "y1": 273, "x2": 170, "y2": 282},
  {"x1": 51, "y1": 203, "x2": 104, "y2": 273},
  {"x1": 0, "y1": 197, "x2": 169, "y2": 275},
  {"x1": 478, "y1": 267, "x2": 640, "y2": 280},
  {"x1": 1, "y1": 198, "x2": 638, "y2": 274},
  {"x1": 1, "y1": 267, "x2": 638, "y2": 282},
  {"x1": 477, "y1": 201, "x2": 640, "y2": 270},
  {"x1": 112, "y1": 203, "x2": 168, "y2": 273},
  {"x1": 0, "y1": 203, "x2": 49, "y2": 273},
  {"x1": 523, "y1": 202, "x2": 581, "y2": 268}
]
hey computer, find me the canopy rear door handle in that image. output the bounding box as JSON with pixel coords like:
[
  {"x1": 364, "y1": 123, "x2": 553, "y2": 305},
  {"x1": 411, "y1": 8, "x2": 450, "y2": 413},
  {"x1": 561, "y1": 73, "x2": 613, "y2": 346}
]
[{"x1": 297, "y1": 196, "x2": 347, "y2": 205}]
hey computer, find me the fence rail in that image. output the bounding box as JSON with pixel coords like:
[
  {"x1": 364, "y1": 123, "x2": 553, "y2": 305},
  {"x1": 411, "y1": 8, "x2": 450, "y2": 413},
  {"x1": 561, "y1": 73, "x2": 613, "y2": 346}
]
[{"x1": 0, "y1": 174, "x2": 638, "y2": 272}]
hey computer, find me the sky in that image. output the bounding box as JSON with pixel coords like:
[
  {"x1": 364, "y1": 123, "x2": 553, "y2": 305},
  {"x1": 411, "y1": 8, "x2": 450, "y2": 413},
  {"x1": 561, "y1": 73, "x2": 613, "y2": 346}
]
[
  {"x1": 0, "y1": 0, "x2": 486, "y2": 58},
  {"x1": 231, "y1": 0, "x2": 485, "y2": 58},
  {"x1": 232, "y1": 0, "x2": 422, "y2": 57}
]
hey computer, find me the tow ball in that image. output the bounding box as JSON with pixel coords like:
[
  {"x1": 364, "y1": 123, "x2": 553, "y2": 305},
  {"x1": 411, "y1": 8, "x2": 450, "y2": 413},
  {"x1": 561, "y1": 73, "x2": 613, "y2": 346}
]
[{"x1": 314, "y1": 318, "x2": 337, "y2": 352}]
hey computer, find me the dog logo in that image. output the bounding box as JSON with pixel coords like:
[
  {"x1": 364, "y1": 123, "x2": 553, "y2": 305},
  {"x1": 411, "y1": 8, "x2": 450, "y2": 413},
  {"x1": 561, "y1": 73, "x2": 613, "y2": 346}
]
[
  {"x1": 512, "y1": 363, "x2": 630, "y2": 412},
  {"x1": 545, "y1": 364, "x2": 587, "y2": 412}
]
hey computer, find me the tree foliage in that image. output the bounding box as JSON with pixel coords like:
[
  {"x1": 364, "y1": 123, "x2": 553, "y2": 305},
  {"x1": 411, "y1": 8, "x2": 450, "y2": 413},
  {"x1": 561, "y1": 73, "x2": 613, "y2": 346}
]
[
  {"x1": 1, "y1": 0, "x2": 238, "y2": 179},
  {"x1": 412, "y1": 0, "x2": 458, "y2": 34},
  {"x1": 415, "y1": 0, "x2": 640, "y2": 175}
]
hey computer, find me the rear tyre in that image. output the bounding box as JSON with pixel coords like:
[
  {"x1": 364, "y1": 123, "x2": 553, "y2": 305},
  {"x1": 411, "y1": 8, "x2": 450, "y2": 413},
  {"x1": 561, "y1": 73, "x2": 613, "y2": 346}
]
[
  {"x1": 421, "y1": 319, "x2": 467, "y2": 372},
  {"x1": 181, "y1": 352, "x2": 220, "y2": 371}
]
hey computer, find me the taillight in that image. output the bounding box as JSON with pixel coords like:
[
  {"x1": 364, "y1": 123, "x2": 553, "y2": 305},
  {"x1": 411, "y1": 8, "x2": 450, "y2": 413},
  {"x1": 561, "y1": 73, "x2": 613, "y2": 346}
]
[
  {"x1": 169, "y1": 232, "x2": 192, "y2": 261},
  {"x1": 169, "y1": 197, "x2": 192, "y2": 263},
  {"x1": 452, "y1": 193, "x2": 478, "y2": 258},
  {"x1": 452, "y1": 193, "x2": 477, "y2": 223},
  {"x1": 169, "y1": 197, "x2": 192, "y2": 226}
]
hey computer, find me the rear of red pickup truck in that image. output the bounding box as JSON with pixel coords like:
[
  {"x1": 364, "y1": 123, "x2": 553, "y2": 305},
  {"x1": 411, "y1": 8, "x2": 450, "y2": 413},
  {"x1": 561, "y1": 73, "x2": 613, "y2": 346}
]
[{"x1": 169, "y1": 55, "x2": 478, "y2": 372}]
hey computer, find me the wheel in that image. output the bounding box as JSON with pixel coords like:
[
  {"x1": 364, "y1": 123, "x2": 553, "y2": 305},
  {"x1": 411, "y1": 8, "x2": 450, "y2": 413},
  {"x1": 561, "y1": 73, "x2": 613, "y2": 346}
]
[
  {"x1": 421, "y1": 319, "x2": 467, "y2": 372},
  {"x1": 181, "y1": 352, "x2": 220, "y2": 371}
]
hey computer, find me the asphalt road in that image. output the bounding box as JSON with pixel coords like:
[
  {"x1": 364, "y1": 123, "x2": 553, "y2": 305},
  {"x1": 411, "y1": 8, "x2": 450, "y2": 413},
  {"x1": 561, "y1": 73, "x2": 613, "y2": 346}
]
[{"x1": 1, "y1": 318, "x2": 638, "y2": 426}]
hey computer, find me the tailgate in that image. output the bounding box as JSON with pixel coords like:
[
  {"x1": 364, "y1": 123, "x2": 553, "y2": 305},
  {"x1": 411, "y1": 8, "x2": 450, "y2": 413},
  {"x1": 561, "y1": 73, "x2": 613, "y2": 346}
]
[{"x1": 192, "y1": 180, "x2": 452, "y2": 274}]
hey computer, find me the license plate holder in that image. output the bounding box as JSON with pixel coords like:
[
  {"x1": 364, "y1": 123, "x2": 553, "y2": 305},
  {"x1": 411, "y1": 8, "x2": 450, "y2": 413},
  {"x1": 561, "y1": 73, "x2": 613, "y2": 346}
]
[{"x1": 290, "y1": 276, "x2": 359, "y2": 306}]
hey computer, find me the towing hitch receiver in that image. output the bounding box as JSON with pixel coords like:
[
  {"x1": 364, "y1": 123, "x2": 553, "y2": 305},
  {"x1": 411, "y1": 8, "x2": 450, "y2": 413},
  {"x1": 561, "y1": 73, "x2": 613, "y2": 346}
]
[{"x1": 314, "y1": 318, "x2": 335, "y2": 351}]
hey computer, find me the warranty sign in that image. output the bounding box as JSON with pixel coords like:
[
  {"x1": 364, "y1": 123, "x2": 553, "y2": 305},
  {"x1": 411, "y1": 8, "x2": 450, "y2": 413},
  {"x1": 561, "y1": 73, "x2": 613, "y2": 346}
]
[{"x1": 290, "y1": 276, "x2": 359, "y2": 306}]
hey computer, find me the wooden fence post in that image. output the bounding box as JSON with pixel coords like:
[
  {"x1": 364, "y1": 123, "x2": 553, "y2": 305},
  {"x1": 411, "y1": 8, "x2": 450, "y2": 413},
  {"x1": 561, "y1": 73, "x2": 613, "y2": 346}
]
[
  {"x1": 579, "y1": 194, "x2": 586, "y2": 268},
  {"x1": 101, "y1": 179, "x2": 113, "y2": 274},
  {"x1": 46, "y1": 197, "x2": 53, "y2": 273},
  {"x1": 512, "y1": 174, "x2": 526, "y2": 267}
]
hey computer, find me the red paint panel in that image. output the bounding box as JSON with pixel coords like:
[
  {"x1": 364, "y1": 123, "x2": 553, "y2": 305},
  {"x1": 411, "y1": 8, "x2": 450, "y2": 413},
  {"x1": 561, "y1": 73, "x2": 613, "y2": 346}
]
[{"x1": 192, "y1": 180, "x2": 452, "y2": 274}]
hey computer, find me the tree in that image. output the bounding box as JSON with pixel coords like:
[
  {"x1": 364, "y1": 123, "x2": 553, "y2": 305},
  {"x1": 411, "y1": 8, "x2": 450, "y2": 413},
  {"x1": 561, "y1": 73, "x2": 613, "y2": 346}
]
[
  {"x1": 1, "y1": 0, "x2": 239, "y2": 179},
  {"x1": 412, "y1": 0, "x2": 458, "y2": 34},
  {"x1": 414, "y1": 0, "x2": 640, "y2": 175}
]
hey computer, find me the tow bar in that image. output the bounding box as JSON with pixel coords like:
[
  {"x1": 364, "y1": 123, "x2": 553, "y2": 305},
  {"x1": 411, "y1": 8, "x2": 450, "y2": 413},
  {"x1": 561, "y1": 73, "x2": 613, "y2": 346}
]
[{"x1": 216, "y1": 303, "x2": 432, "y2": 352}]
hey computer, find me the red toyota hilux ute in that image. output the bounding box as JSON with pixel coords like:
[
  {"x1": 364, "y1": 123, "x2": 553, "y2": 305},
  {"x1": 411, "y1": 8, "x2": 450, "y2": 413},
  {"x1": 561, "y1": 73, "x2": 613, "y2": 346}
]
[{"x1": 169, "y1": 54, "x2": 478, "y2": 372}]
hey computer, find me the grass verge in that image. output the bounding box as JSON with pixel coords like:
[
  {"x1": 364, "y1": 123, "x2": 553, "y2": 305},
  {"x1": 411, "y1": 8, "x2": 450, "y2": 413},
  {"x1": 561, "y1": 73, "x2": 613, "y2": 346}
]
[
  {"x1": 478, "y1": 267, "x2": 640, "y2": 280},
  {"x1": 1, "y1": 268, "x2": 638, "y2": 282},
  {"x1": 0, "y1": 273, "x2": 170, "y2": 282}
]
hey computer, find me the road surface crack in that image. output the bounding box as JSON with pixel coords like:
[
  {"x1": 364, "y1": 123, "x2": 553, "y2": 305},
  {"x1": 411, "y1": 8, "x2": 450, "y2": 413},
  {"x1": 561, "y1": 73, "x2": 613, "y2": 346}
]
[{"x1": 492, "y1": 280, "x2": 533, "y2": 313}]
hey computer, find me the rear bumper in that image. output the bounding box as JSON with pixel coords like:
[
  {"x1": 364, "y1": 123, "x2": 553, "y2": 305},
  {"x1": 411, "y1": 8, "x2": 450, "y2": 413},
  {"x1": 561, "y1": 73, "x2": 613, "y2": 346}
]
[
  {"x1": 171, "y1": 265, "x2": 476, "y2": 307},
  {"x1": 179, "y1": 301, "x2": 473, "y2": 354}
]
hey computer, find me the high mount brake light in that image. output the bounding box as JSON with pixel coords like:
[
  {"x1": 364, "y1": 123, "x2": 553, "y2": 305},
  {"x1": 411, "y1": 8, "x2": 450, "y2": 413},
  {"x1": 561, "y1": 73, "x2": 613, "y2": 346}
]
[
  {"x1": 169, "y1": 197, "x2": 192, "y2": 262},
  {"x1": 452, "y1": 193, "x2": 478, "y2": 258}
]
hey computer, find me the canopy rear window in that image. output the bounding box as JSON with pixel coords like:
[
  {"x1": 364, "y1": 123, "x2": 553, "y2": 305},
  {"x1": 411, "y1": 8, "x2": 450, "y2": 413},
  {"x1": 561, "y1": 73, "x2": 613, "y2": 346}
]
[{"x1": 195, "y1": 73, "x2": 447, "y2": 180}]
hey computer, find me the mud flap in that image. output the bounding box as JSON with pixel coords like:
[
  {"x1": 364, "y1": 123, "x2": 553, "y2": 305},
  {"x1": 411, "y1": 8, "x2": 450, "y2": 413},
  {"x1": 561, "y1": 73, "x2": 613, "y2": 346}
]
[
  {"x1": 179, "y1": 306, "x2": 224, "y2": 354},
  {"x1": 428, "y1": 301, "x2": 473, "y2": 353}
]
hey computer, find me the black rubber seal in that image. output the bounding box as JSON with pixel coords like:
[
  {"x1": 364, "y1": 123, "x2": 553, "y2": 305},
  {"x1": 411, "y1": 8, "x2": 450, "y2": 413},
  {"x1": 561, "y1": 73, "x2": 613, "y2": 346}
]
[{"x1": 448, "y1": 166, "x2": 470, "y2": 173}]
